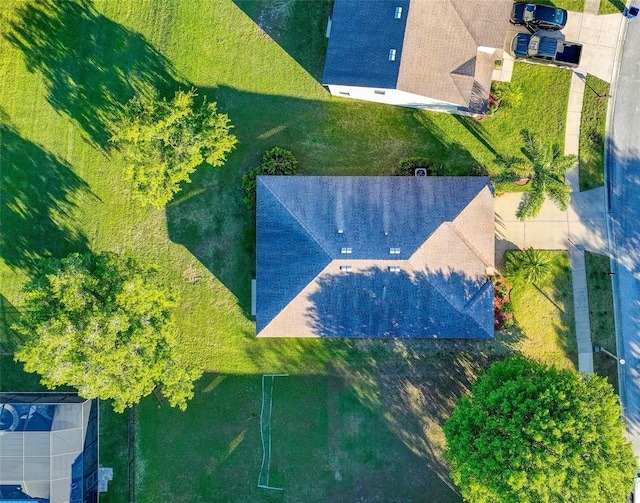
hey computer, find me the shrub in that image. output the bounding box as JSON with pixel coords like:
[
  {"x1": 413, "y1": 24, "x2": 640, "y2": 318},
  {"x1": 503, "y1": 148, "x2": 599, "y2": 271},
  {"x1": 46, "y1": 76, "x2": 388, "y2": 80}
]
[
  {"x1": 242, "y1": 147, "x2": 298, "y2": 209},
  {"x1": 491, "y1": 81, "x2": 524, "y2": 109},
  {"x1": 260, "y1": 146, "x2": 298, "y2": 175},
  {"x1": 501, "y1": 301, "x2": 514, "y2": 314},
  {"x1": 495, "y1": 282, "x2": 510, "y2": 297},
  {"x1": 393, "y1": 156, "x2": 433, "y2": 176},
  {"x1": 502, "y1": 318, "x2": 515, "y2": 329}
]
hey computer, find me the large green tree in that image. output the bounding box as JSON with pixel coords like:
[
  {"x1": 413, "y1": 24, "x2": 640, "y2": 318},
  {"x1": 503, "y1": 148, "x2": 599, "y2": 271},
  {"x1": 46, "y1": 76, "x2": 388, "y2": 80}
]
[
  {"x1": 110, "y1": 87, "x2": 237, "y2": 207},
  {"x1": 444, "y1": 357, "x2": 636, "y2": 503},
  {"x1": 13, "y1": 252, "x2": 201, "y2": 412},
  {"x1": 503, "y1": 130, "x2": 575, "y2": 221}
]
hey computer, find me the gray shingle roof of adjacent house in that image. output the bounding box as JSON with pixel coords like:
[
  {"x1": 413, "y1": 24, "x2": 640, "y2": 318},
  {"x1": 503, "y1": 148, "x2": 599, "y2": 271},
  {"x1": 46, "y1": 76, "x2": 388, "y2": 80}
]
[
  {"x1": 256, "y1": 176, "x2": 495, "y2": 339},
  {"x1": 322, "y1": 0, "x2": 410, "y2": 89},
  {"x1": 322, "y1": 0, "x2": 513, "y2": 113}
]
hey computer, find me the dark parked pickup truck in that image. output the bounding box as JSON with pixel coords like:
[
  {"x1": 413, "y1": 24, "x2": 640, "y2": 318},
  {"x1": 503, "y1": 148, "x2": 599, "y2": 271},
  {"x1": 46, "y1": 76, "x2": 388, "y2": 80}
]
[{"x1": 510, "y1": 33, "x2": 582, "y2": 68}]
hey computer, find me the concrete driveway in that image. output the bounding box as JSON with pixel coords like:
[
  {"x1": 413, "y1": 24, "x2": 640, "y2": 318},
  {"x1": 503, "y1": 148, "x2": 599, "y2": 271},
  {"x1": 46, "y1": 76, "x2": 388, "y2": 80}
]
[
  {"x1": 495, "y1": 187, "x2": 609, "y2": 267},
  {"x1": 562, "y1": 12, "x2": 623, "y2": 82},
  {"x1": 495, "y1": 11, "x2": 624, "y2": 84}
]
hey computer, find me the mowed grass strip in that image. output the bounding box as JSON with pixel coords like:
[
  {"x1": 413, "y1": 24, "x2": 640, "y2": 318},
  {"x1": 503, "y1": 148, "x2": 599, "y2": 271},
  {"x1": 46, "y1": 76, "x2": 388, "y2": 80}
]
[
  {"x1": 585, "y1": 252, "x2": 618, "y2": 391},
  {"x1": 579, "y1": 75, "x2": 610, "y2": 191},
  {"x1": 534, "y1": 0, "x2": 586, "y2": 11},
  {"x1": 599, "y1": 0, "x2": 625, "y2": 14},
  {"x1": 507, "y1": 251, "x2": 578, "y2": 370}
]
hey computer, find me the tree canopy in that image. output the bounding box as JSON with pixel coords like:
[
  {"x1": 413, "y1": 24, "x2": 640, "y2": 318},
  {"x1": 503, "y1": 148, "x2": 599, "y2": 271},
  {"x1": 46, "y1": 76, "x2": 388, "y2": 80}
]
[
  {"x1": 444, "y1": 357, "x2": 636, "y2": 503},
  {"x1": 512, "y1": 130, "x2": 575, "y2": 220},
  {"x1": 110, "y1": 87, "x2": 237, "y2": 207},
  {"x1": 242, "y1": 146, "x2": 298, "y2": 209},
  {"x1": 13, "y1": 252, "x2": 201, "y2": 412}
]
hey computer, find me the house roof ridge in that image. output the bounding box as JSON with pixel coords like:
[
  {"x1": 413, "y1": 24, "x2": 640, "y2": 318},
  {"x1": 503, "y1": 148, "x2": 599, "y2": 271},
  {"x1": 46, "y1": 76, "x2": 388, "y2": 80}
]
[
  {"x1": 446, "y1": 0, "x2": 478, "y2": 46},
  {"x1": 258, "y1": 177, "x2": 334, "y2": 259},
  {"x1": 257, "y1": 261, "x2": 334, "y2": 337},
  {"x1": 421, "y1": 269, "x2": 487, "y2": 336},
  {"x1": 448, "y1": 220, "x2": 493, "y2": 268},
  {"x1": 461, "y1": 281, "x2": 494, "y2": 337}
]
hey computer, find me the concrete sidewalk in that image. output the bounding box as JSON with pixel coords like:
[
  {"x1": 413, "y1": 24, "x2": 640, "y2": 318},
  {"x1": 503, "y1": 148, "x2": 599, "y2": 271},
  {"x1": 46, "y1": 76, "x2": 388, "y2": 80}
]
[{"x1": 570, "y1": 245, "x2": 595, "y2": 373}]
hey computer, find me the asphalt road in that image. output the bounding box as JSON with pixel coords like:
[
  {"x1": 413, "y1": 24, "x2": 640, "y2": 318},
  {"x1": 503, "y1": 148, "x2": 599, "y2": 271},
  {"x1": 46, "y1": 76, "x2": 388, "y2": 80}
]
[{"x1": 608, "y1": 14, "x2": 640, "y2": 456}]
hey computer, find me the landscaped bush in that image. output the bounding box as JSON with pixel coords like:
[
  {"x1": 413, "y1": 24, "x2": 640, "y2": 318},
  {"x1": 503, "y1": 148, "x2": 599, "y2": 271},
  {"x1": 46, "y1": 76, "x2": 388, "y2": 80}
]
[
  {"x1": 392, "y1": 156, "x2": 433, "y2": 176},
  {"x1": 491, "y1": 273, "x2": 514, "y2": 330},
  {"x1": 491, "y1": 81, "x2": 524, "y2": 110},
  {"x1": 501, "y1": 301, "x2": 514, "y2": 314},
  {"x1": 242, "y1": 147, "x2": 299, "y2": 209}
]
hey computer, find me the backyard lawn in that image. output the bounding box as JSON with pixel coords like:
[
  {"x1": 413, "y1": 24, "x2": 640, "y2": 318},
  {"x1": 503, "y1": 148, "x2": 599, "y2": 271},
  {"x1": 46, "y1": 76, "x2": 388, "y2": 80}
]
[{"x1": 0, "y1": 0, "x2": 578, "y2": 501}]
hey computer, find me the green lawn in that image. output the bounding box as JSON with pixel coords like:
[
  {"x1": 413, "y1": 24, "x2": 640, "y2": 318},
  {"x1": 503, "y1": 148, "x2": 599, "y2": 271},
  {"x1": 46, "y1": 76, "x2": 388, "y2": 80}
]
[
  {"x1": 599, "y1": 0, "x2": 625, "y2": 14},
  {"x1": 137, "y1": 365, "x2": 471, "y2": 503},
  {"x1": 536, "y1": 0, "x2": 586, "y2": 11},
  {"x1": 585, "y1": 252, "x2": 619, "y2": 391},
  {"x1": 506, "y1": 251, "x2": 578, "y2": 370},
  {"x1": 0, "y1": 0, "x2": 573, "y2": 373},
  {"x1": 0, "y1": 0, "x2": 578, "y2": 501},
  {"x1": 579, "y1": 75, "x2": 610, "y2": 191}
]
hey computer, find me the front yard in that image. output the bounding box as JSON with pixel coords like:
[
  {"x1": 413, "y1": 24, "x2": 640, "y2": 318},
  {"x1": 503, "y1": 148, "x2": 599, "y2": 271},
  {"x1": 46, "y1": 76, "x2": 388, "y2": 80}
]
[{"x1": 0, "y1": 0, "x2": 581, "y2": 501}]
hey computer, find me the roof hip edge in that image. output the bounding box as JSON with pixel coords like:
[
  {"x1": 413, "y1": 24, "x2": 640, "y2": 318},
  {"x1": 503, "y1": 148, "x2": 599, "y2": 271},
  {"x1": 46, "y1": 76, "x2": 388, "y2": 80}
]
[{"x1": 258, "y1": 177, "x2": 334, "y2": 260}]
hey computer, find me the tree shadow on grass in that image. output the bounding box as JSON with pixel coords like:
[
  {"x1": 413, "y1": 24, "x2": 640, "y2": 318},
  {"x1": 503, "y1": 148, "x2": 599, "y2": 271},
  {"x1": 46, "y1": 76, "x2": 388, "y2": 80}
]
[
  {"x1": 0, "y1": 122, "x2": 90, "y2": 273},
  {"x1": 411, "y1": 111, "x2": 487, "y2": 175},
  {"x1": 136, "y1": 371, "x2": 462, "y2": 501},
  {"x1": 232, "y1": 0, "x2": 332, "y2": 82},
  {"x1": 4, "y1": 0, "x2": 181, "y2": 150},
  {"x1": 0, "y1": 356, "x2": 48, "y2": 392},
  {"x1": 0, "y1": 295, "x2": 21, "y2": 355},
  {"x1": 549, "y1": 251, "x2": 578, "y2": 363},
  {"x1": 452, "y1": 114, "x2": 497, "y2": 157},
  {"x1": 322, "y1": 328, "x2": 525, "y2": 501},
  {"x1": 601, "y1": 0, "x2": 625, "y2": 12}
]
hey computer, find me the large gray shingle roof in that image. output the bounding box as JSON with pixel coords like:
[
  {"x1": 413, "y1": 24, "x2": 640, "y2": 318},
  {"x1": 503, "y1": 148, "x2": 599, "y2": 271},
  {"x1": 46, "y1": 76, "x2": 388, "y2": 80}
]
[{"x1": 256, "y1": 176, "x2": 495, "y2": 338}]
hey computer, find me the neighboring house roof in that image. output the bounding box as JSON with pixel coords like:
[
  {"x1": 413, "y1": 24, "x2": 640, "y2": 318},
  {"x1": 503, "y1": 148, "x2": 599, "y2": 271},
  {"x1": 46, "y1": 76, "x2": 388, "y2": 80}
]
[
  {"x1": 323, "y1": 0, "x2": 513, "y2": 113},
  {"x1": 0, "y1": 393, "x2": 98, "y2": 503},
  {"x1": 256, "y1": 176, "x2": 495, "y2": 338},
  {"x1": 322, "y1": 0, "x2": 410, "y2": 89}
]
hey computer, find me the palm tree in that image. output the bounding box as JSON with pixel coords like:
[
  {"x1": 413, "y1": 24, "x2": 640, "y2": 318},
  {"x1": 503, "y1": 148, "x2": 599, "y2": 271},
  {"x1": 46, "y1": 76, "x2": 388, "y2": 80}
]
[
  {"x1": 509, "y1": 130, "x2": 576, "y2": 221},
  {"x1": 491, "y1": 81, "x2": 524, "y2": 110},
  {"x1": 505, "y1": 247, "x2": 551, "y2": 285}
]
